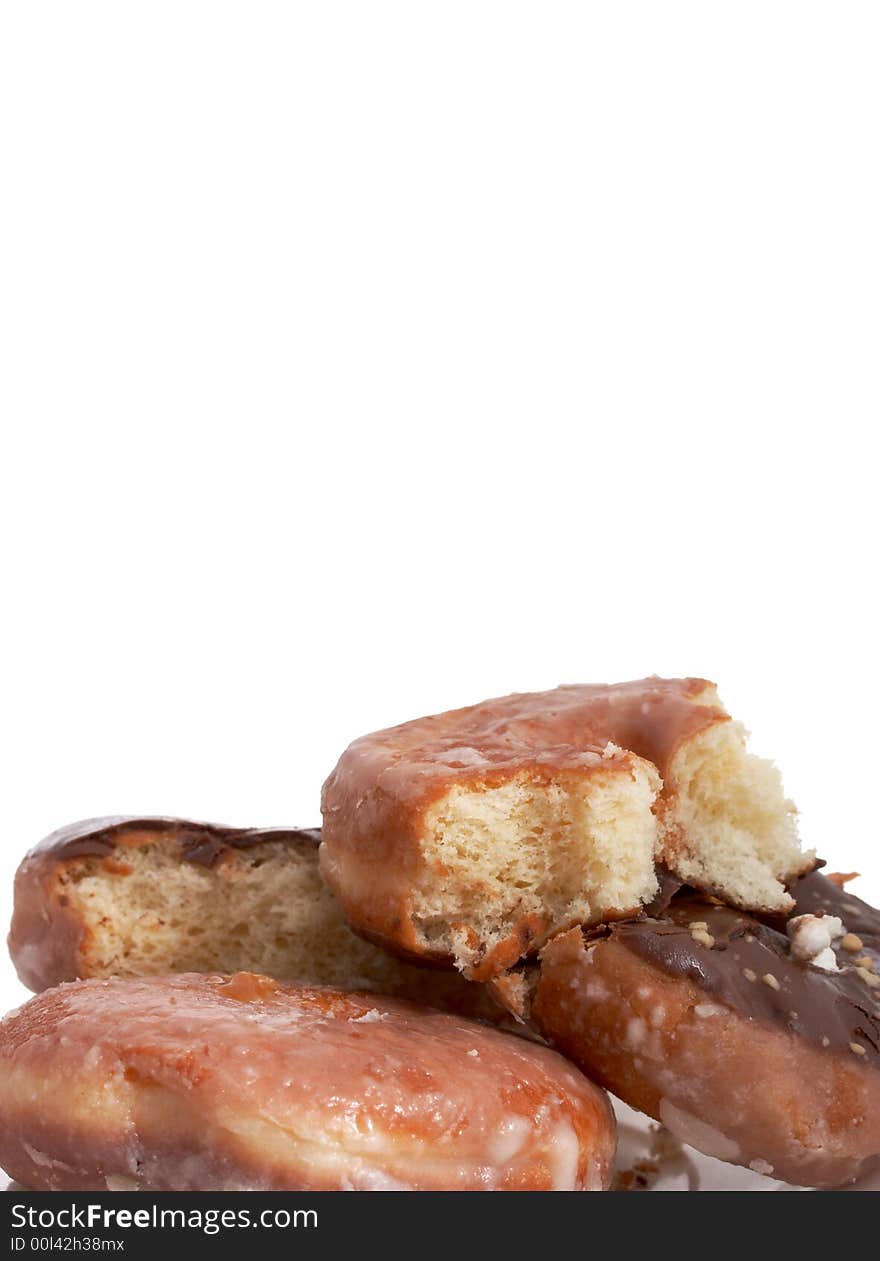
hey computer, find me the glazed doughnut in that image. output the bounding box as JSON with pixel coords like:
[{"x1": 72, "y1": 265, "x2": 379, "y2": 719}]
[
  {"x1": 321, "y1": 678, "x2": 809, "y2": 979},
  {"x1": 0, "y1": 973, "x2": 616, "y2": 1191},
  {"x1": 498, "y1": 871, "x2": 880, "y2": 1187},
  {"x1": 8, "y1": 817, "x2": 504, "y2": 1024}
]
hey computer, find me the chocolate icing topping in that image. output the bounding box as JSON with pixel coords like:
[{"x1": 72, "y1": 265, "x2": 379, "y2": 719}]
[
  {"x1": 645, "y1": 864, "x2": 682, "y2": 916},
  {"x1": 30, "y1": 817, "x2": 322, "y2": 867},
  {"x1": 789, "y1": 870, "x2": 880, "y2": 946},
  {"x1": 611, "y1": 870, "x2": 880, "y2": 1063}
]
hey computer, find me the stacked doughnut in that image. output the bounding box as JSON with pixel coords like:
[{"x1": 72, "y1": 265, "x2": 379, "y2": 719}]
[
  {"x1": 3, "y1": 677, "x2": 879, "y2": 1190},
  {"x1": 2, "y1": 822, "x2": 612, "y2": 1190}
]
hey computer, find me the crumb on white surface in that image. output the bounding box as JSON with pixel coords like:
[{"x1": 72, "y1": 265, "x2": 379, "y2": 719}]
[{"x1": 749, "y1": 1158, "x2": 774, "y2": 1176}]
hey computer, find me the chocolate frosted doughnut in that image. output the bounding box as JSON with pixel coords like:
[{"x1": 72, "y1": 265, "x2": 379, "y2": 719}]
[
  {"x1": 8, "y1": 817, "x2": 506, "y2": 1025},
  {"x1": 506, "y1": 871, "x2": 880, "y2": 1187},
  {"x1": 321, "y1": 678, "x2": 809, "y2": 979},
  {"x1": 0, "y1": 974, "x2": 616, "y2": 1191}
]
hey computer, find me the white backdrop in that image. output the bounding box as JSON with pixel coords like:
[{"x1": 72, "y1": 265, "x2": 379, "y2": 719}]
[{"x1": 1, "y1": 2, "x2": 878, "y2": 1022}]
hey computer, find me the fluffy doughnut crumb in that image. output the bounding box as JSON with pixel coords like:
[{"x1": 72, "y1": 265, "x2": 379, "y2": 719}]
[
  {"x1": 660, "y1": 698, "x2": 809, "y2": 914},
  {"x1": 9, "y1": 822, "x2": 510, "y2": 1025},
  {"x1": 55, "y1": 837, "x2": 415, "y2": 987},
  {"x1": 415, "y1": 761, "x2": 660, "y2": 974}
]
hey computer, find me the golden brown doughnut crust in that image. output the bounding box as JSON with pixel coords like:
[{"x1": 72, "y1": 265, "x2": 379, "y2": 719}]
[
  {"x1": 516, "y1": 873, "x2": 880, "y2": 1188},
  {"x1": 0, "y1": 974, "x2": 616, "y2": 1191},
  {"x1": 320, "y1": 677, "x2": 743, "y2": 972}
]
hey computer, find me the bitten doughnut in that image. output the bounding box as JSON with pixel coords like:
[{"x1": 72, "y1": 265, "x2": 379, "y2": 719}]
[
  {"x1": 8, "y1": 817, "x2": 503, "y2": 1023},
  {"x1": 0, "y1": 973, "x2": 616, "y2": 1191},
  {"x1": 500, "y1": 871, "x2": 880, "y2": 1187},
  {"x1": 321, "y1": 678, "x2": 809, "y2": 979}
]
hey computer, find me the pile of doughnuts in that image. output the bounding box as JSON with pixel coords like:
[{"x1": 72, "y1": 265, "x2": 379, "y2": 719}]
[{"x1": 2, "y1": 677, "x2": 878, "y2": 1191}]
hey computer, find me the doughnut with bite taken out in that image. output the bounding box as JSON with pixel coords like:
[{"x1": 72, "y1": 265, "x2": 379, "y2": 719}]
[
  {"x1": 8, "y1": 817, "x2": 506, "y2": 1025},
  {"x1": 320, "y1": 678, "x2": 810, "y2": 980}
]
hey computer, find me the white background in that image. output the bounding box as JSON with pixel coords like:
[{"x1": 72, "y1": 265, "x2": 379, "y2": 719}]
[{"x1": 1, "y1": 2, "x2": 878, "y2": 1024}]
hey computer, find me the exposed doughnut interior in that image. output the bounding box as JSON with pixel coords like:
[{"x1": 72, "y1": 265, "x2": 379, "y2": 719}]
[
  {"x1": 663, "y1": 717, "x2": 808, "y2": 912},
  {"x1": 56, "y1": 838, "x2": 481, "y2": 1003},
  {"x1": 413, "y1": 762, "x2": 661, "y2": 973}
]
